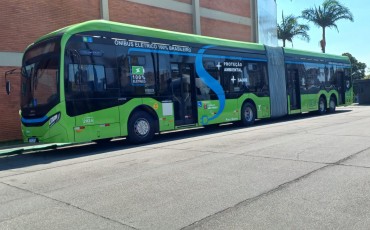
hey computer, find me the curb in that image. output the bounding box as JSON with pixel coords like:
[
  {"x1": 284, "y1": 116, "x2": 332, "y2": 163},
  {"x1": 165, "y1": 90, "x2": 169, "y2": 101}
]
[{"x1": 0, "y1": 143, "x2": 72, "y2": 156}]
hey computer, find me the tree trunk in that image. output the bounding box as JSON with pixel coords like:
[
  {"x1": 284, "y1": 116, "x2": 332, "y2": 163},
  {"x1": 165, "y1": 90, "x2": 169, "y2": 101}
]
[
  {"x1": 321, "y1": 27, "x2": 326, "y2": 53},
  {"x1": 283, "y1": 39, "x2": 286, "y2": 47}
]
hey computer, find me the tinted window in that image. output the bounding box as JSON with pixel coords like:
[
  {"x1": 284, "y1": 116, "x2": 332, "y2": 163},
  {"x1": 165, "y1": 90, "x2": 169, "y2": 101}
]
[
  {"x1": 68, "y1": 64, "x2": 106, "y2": 93},
  {"x1": 64, "y1": 32, "x2": 120, "y2": 116},
  {"x1": 157, "y1": 54, "x2": 171, "y2": 96},
  {"x1": 65, "y1": 33, "x2": 119, "y2": 99},
  {"x1": 242, "y1": 62, "x2": 268, "y2": 95},
  {"x1": 118, "y1": 53, "x2": 156, "y2": 96}
]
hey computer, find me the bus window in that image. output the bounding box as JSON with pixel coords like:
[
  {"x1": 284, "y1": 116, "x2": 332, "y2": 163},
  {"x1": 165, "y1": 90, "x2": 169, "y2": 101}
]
[
  {"x1": 196, "y1": 58, "x2": 219, "y2": 100},
  {"x1": 344, "y1": 68, "x2": 351, "y2": 91},
  {"x1": 223, "y1": 59, "x2": 243, "y2": 95},
  {"x1": 318, "y1": 66, "x2": 326, "y2": 88},
  {"x1": 158, "y1": 54, "x2": 171, "y2": 97},
  {"x1": 242, "y1": 62, "x2": 268, "y2": 95},
  {"x1": 68, "y1": 64, "x2": 106, "y2": 93},
  {"x1": 66, "y1": 52, "x2": 119, "y2": 99},
  {"x1": 328, "y1": 66, "x2": 336, "y2": 89},
  {"x1": 119, "y1": 53, "x2": 155, "y2": 96}
]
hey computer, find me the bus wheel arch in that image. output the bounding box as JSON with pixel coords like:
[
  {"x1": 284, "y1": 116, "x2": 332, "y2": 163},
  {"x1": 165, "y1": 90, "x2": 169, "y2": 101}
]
[
  {"x1": 127, "y1": 106, "x2": 159, "y2": 144},
  {"x1": 240, "y1": 100, "x2": 257, "y2": 126},
  {"x1": 318, "y1": 95, "x2": 327, "y2": 115},
  {"x1": 328, "y1": 94, "x2": 337, "y2": 113}
]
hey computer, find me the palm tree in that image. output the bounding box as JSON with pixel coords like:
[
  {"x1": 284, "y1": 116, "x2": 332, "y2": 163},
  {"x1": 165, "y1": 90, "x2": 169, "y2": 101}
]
[
  {"x1": 301, "y1": 0, "x2": 353, "y2": 53},
  {"x1": 277, "y1": 12, "x2": 310, "y2": 47}
]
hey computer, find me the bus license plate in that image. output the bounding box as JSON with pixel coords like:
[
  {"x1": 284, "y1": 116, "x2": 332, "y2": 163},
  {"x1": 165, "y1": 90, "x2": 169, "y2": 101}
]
[{"x1": 28, "y1": 137, "x2": 37, "y2": 143}]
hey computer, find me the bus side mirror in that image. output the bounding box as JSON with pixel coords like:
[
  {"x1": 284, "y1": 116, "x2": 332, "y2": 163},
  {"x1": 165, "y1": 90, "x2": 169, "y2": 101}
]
[
  {"x1": 6, "y1": 80, "x2": 11, "y2": 95},
  {"x1": 5, "y1": 68, "x2": 19, "y2": 95}
]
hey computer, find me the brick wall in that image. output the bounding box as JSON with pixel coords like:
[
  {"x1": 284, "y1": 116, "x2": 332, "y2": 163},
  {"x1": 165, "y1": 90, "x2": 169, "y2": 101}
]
[
  {"x1": 201, "y1": 0, "x2": 251, "y2": 18},
  {"x1": 201, "y1": 18, "x2": 251, "y2": 42},
  {"x1": 109, "y1": 1, "x2": 193, "y2": 33},
  {"x1": 0, "y1": 0, "x2": 101, "y2": 52},
  {"x1": 200, "y1": 0, "x2": 251, "y2": 41},
  {"x1": 0, "y1": 0, "x2": 101, "y2": 142},
  {"x1": 0, "y1": 67, "x2": 22, "y2": 141}
]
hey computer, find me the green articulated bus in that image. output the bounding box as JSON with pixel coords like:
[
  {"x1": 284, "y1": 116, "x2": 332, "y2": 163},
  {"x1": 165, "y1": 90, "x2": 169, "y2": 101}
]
[{"x1": 6, "y1": 20, "x2": 352, "y2": 144}]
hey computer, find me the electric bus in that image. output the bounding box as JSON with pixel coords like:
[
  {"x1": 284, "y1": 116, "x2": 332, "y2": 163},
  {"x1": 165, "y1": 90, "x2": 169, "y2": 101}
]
[{"x1": 6, "y1": 20, "x2": 352, "y2": 144}]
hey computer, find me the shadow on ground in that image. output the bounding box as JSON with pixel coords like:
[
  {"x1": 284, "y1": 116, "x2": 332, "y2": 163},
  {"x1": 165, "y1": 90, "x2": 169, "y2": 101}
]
[{"x1": 0, "y1": 109, "x2": 351, "y2": 172}]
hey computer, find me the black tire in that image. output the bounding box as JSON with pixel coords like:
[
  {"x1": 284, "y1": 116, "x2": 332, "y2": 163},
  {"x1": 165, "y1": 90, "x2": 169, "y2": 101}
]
[
  {"x1": 240, "y1": 102, "x2": 256, "y2": 126},
  {"x1": 318, "y1": 97, "x2": 327, "y2": 115},
  {"x1": 127, "y1": 111, "x2": 155, "y2": 144},
  {"x1": 328, "y1": 96, "x2": 336, "y2": 113}
]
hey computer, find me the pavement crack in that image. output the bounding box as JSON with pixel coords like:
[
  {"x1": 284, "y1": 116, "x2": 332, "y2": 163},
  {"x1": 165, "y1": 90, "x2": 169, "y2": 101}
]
[
  {"x1": 0, "y1": 182, "x2": 138, "y2": 230},
  {"x1": 332, "y1": 147, "x2": 370, "y2": 165},
  {"x1": 181, "y1": 145, "x2": 370, "y2": 230},
  {"x1": 180, "y1": 163, "x2": 328, "y2": 230}
]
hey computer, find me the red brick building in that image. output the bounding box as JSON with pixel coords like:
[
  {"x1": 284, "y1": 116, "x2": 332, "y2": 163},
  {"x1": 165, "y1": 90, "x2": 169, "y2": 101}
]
[{"x1": 0, "y1": 0, "x2": 276, "y2": 142}]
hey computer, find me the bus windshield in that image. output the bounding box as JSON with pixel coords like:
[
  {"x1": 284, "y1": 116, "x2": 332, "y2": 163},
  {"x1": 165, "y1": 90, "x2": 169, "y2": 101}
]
[{"x1": 21, "y1": 38, "x2": 61, "y2": 118}]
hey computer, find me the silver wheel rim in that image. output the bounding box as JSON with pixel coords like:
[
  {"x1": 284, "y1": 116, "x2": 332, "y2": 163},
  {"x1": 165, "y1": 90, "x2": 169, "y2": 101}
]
[
  {"x1": 244, "y1": 107, "x2": 253, "y2": 122},
  {"x1": 330, "y1": 100, "x2": 335, "y2": 110},
  {"x1": 134, "y1": 119, "x2": 150, "y2": 137},
  {"x1": 320, "y1": 100, "x2": 325, "y2": 112}
]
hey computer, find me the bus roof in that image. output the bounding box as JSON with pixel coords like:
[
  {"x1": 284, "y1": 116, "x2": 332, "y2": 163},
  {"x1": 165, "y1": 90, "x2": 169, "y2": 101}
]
[
  {"x1": 284, "y1": 47, "x2": 350, "y2": 64},
  {"x1": 37, "y1": 20, "x2": 265, "y2": 52},
  {"x1": 35, "y1": 20, "x2": 349, "y2": 64}
]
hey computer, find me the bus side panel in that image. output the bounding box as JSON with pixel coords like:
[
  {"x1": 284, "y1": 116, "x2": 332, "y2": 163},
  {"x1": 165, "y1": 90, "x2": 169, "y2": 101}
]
[
  {"x1": 237, "y1": 94, "x2": 271, "y2": 119},
  {"x1": 74, "y1": 106, "x2": 120, "y2": 143},
  {"x1": 300, "y1": 94, "x2": 317, "y2": 112},
  {"x1": 300, "y1": 90, "x2": 339, "y2": 113},
  {"x1": 141, "y1": 98, "x2": 175, "y2": 132},
  {"x1": 118, "y1": 98, "x2": 175, "y2": 137},
  {"x1": 197, "y1": 99, "x2": 239, "y2": 125},
  {"x1": 345, "y1": 89, "x2": 353, "y2": 105}
]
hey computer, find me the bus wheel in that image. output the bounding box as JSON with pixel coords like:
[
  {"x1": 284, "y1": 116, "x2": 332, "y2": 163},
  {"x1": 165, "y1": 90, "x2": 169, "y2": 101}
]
[
  {"x1": 318, "y1": 97, "x2": 326, "y2": 115},
  {"x1": 127, "y1": 111, "x2": 154, "y2": 144},
  {"x1": 241, "y1": 102, "x2": 256, "y2": 126},
  {"x1": 328, "y1": 96, "x2": 336, "y2": 113}
]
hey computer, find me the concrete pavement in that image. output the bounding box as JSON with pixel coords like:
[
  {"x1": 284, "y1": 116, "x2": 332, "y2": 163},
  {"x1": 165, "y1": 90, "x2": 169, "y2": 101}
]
[{"x1": 1, "y1": 105, "x2": 369, "y2": 229}]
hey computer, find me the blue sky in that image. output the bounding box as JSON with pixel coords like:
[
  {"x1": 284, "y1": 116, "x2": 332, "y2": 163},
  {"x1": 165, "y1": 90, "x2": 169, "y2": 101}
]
[{"x1": 276, "y1": 0, "x2": 369, "y2": 72}]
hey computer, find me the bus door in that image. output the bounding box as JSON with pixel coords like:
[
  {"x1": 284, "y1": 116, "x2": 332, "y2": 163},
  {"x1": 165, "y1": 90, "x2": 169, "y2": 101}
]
[
  {"x1": 287, "y1": 69, "x2": 301, "y2": 110},
  {"x1": 170, "y1": 63, "x2": 197, "y2": 126}
]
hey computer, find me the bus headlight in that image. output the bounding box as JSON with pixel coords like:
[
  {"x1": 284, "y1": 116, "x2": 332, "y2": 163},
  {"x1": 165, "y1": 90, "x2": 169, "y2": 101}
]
[{"x1": 49, "y1": 113, "x2": 61, "y2": 127}]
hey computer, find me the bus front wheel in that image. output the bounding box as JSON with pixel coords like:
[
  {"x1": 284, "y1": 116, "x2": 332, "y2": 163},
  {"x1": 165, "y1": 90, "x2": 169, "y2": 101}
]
[
  {"x1": 127, "y1": 111, "x2": 154, "y2": 144},
  {"x1": 241, "y1": 102, "x2": 256, "y2": 126}
]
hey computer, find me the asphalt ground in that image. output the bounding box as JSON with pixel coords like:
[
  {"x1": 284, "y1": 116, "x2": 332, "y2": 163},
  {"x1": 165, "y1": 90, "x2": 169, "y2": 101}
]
[{"x1": 1, "y1": 105, "x2": 369, "y2": 230}]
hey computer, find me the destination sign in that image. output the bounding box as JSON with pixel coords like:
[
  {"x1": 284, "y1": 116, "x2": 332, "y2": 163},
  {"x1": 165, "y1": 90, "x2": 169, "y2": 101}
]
[{"x1": 114, "y1": 39, "x2": 192, "y2": 53}]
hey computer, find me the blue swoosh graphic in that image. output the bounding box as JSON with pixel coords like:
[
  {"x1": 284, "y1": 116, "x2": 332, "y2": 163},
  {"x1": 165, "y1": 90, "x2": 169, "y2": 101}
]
[{"x1": 195, "y1": 46, "x2": 225, "y2": 125}]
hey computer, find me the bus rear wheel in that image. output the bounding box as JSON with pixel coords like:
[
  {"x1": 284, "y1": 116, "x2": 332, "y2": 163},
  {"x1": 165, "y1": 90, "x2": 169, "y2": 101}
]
[
  {"x1": 127, "y1": 111, "x2": 154, "y2": 144},
  {"x1": 328, "y1": 96, "x2": 336, "y2": 113},
  {"x1": 240, "y1": 102, "x2": 256, "y2": 126},
  {"x1": 318, "y1": 97, "x2": 327, "y2": 115}
]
